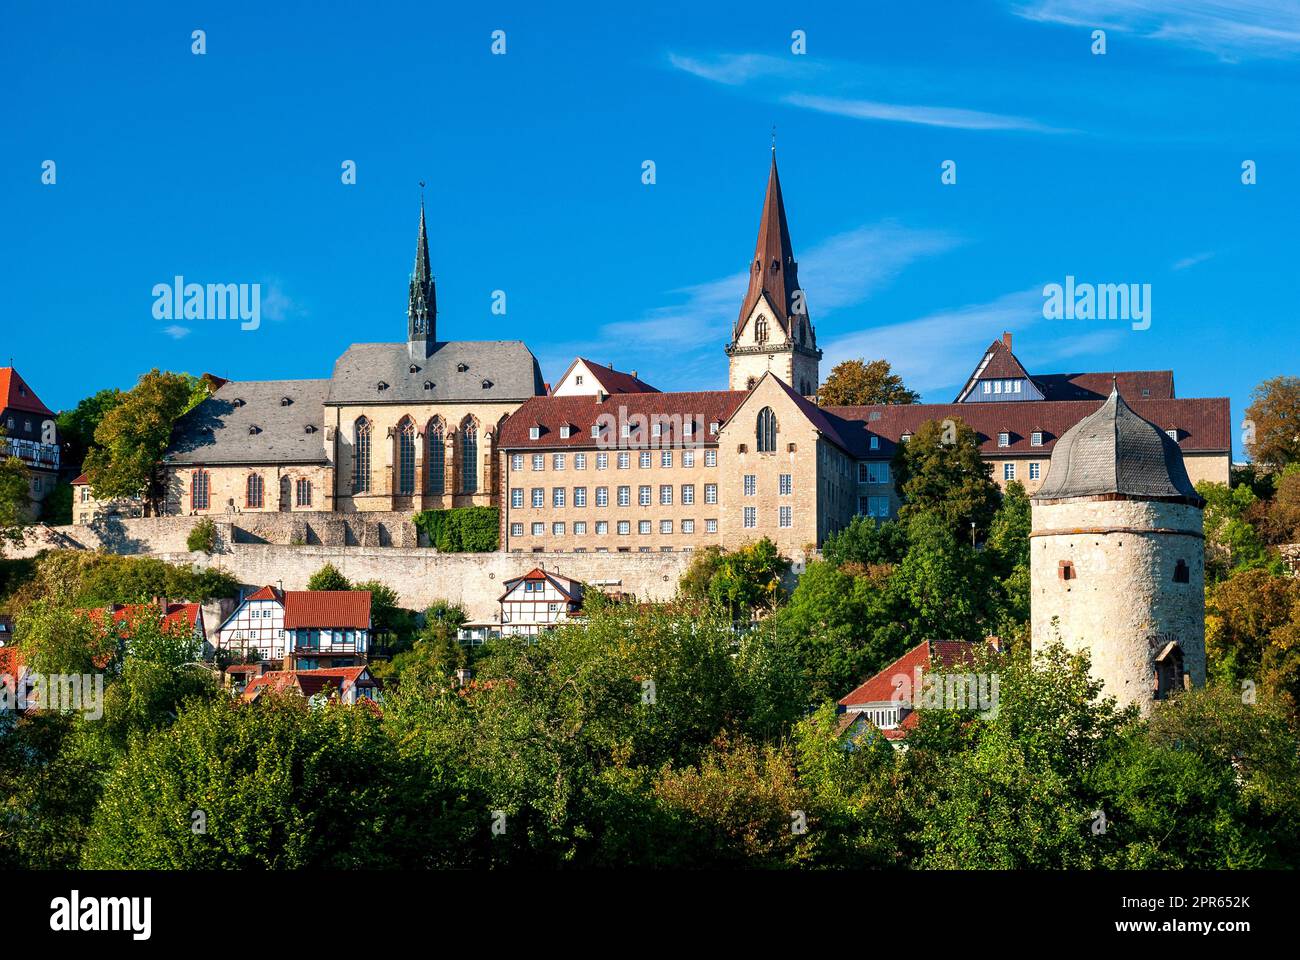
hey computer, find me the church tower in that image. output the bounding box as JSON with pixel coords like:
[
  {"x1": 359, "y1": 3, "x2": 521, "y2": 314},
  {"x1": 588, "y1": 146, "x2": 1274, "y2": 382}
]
[
  {"x1": 726, "y1": 150, "x2": 821, "y2": 395},
  {"x1": 407, "y1": 198, "x2": 437, "y2": 359},
  {"x1": 1030, "y1": 384, "x2": 1206, "y2": 714}
]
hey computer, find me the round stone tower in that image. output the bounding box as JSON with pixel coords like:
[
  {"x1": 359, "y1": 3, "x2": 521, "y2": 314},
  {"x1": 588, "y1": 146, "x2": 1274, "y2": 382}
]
[{"x1": 1030, "y1": 385, "x2": 1206, "y2": 713}]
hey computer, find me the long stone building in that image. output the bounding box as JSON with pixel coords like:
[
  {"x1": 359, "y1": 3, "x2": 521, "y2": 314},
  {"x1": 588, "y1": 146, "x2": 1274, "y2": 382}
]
[{"x1": 108, "y1": 149, "x2": 1230, "y2": 559}]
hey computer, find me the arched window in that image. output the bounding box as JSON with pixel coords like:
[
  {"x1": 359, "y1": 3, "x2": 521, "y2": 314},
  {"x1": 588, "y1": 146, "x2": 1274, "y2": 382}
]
[
  {"x1": 756, "y1": 407, "x2": 777, "y2": 452},
  {"x1": 353, "y1": 417, "x2": 372, "y2": 493},
  {"x1": 755, "y1": 316, "x2": 768, "y2": 343},
  {"x1": 295, "y1": 477, "x2": 312, "y2": 507},
  {"x1": 461, "y1": 420, "x2": 479, "y2": 493},
  {"x1": 397, "y1": 417, "x2": 417, "y2": 495},
  {"x1": 191, "y1": 470, "x2": 209, "y2": 510},
  {"x1": 246, "y1": 473, "x2": 264, "y2": 508},
  {"x1": 427, "y1": 417, "x2": 445, "y2": 494}
]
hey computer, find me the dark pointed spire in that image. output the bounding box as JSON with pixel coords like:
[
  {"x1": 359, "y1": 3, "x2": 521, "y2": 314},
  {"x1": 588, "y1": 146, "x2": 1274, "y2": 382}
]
[
  {"x1": 408, "y1": 188, "x2": 436, "y2": 355},
  {"x1": 735, "y1": 150, "x2": 803, "y2": 340}
]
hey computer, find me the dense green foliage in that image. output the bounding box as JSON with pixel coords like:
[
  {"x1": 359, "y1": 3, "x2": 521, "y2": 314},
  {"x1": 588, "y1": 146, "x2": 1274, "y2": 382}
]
[
  {"x1": 892, "y1": 416, "x2": 1001, "y2": 539},
  {"x1": 186, "y1": 516, "x2": 217, "y2": 554},
  {"x1": 412, "y1": 506, "x2": 500, "y2": 552}
]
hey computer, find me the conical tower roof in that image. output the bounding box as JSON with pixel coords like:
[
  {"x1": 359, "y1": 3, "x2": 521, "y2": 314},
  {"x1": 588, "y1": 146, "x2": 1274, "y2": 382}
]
[{"x1": 1032, "y1": 384, "x2": 1204, "y2": 506}]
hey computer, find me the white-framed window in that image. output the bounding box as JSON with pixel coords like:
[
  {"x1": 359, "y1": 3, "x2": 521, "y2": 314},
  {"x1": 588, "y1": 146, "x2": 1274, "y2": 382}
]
[
  {"x1": 532, "y1": 488, "x2": 544, "y2": 508},
  {"x1": 618, "y1": 452, "x2": 630, "y2": 470},
  {"x1": 779, "y1": 474, "x2": 792, "y2": 495},
  {"x1": 553, "y1": 454, "x2": 566, "y2": 471},
  {"x1": 596, "y1": 486, "x2": 609, "y2": 507},
  {"x1": 618, "y1": 486, "x2": 631, "y2": 507},
  {"x1": 661, "y1": 451, "x2": 672, "y2": 468},
  {"x1": 682, "y1": 519, "x2": 695, "y2": 534},
  {"x1": 682, "y1": 484, "x2": 695, "y2": 505},
  {"x1": 705, "y1": 483, "x2": 718, "y2": 504},
  {"x1": 532, "y1": 454, "x2": 544, "y2": 471},
  {"x1": 574, "y1": 521, "x2": 587, "y2": 535},
  {"x1": 640, "y1": 451, "x2": 652, "y2": 468},
  {"x1": 743, "y1": 507, "x2": 757, "y2": 528},
  {"x1": 620, "y1": 422, "x2": 630, "y2": 439},
  {"x1": 639, "y1": 485, "x2": 651, "y2": 506},
  {"x1": 652, "y1": 421, "x2": 663, "y2": 438},
  {"x1": 575, "y1": 453, "x2": 586, "y2": 470},
  {"x1": 1003, "y1": 462, "x2": 1016, "y2": 480},
  {"x1": 1013, "y1": 380, "x2": 1022, "y2": 393},
  {"x1": 1031, "y1": 431, "x2": 1043, "y2": 447},
  {"x1": 779, "y1": 506, "x2": 792, "y2": 528},
  {"x1": 660, "y1": 485, "x2": 672, "y2": 505},
  {"x1": 596, "y1": 521, "x2": 609, "y2": 535},
  {"x1": 1166, "y1": 428, "x2": 1178, "y2": 441},
  {"x1": 553, "y1": 522, "x2": 565, "y2": 536},
  {"x1": 574, "y1": 487, "x2": 587, "y2": 507},
  {"x1": 529, "y1": 426, "x2": 540, "y2": 440},
  {"x1": 683, "y1": 450, "x2": 695, "y2": 468},
  {"x1": 511, "y1": 523, "x2": 524, "y2": 536},
  {"x1": 994, "y1": 381, "x2": 1002, "y2": 394},
  {"x1": 511, "y1": 454, "x2": 524, "y2": 470},
  {"x1": 511, "y1": 488, "x2": 524, "y2": 509},
  {"x1": 705, "y1": 519, "x2": 718, "y2": 533},
  {"x1": 743, "y1": 475, "x2": 757, "y2": 496},
  {"x1": 1029, "y1": 462, "x2": 1041, "y2": 480},
  {"x1": 638, "y1": 520, "x2": 651, "y2": 535},
  {"x1": 591, "y1": 423, "x2": 601, "y2": 438},
  {"x1": 705, "y1": 449, "x2": 717, "y2": 467},
  {"x1": 998, "y1": 432, "x2": 1010, "y2": 447},
  {"x1": 660, "y1": 520, "x2": 673, "y2": 534},
  {"x1": 560, "y1": 424, "x2": 572, "y2": 439},
  {"x1": 553, "y1": 487, "x2": 566, "y2": 507},
  {"x1": 597, "y1": 453, "x2": 608, "y2": 470},
  {"x1": 531, "y1": 522, "x2": 545, "y2": 536},
  {"x1": 982, "y1": 382, "x2": 991, "y2": 395}
]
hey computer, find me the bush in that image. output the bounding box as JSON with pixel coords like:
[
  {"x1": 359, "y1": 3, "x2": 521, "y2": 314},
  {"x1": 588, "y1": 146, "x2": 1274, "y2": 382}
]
[
  {"x1": 186, "y1": 517, "x2": 217, "y2": 554},
  {"x1": 413, "y1": 507, "x2": 499, "y2": 552}
]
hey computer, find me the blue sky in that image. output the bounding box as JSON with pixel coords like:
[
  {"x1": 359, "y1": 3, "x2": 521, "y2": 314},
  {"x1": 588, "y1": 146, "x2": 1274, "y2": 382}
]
[{"x1": 4, "y1": 0, "x2": 1299, "y2": 457}]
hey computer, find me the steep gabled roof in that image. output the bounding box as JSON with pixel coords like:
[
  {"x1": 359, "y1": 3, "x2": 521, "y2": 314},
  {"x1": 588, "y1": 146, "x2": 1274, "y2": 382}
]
[
  {"x1": 499, "y1": 567, "x2": 582, "y2": 603},
  {"x1": 165, "y1": 378, "x2": 331, "y2": 466},
  {"x1": 0, "y1": 368, "x2": 55, "y2": 416},
  {"x1": 839, "y1": 640, "x2": 980, "y2": 708},
  {"x1": 555, "y1": 358, "x2": 659, "y2": 395},
  {"x1": 735, "y1": 154, "x2": 803, "y2": 339},
  {"x1": 953, "y1": 338, "x2": 1034, "y2": 402},
  {"x1": 282, "y1": 591, "x2": 371, "y2": 629}
]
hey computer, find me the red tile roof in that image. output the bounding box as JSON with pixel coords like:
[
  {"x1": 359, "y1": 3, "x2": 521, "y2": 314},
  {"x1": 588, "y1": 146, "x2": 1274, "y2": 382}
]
[
  {"x1": 839, "y1": 640, "x2": 981, "y2": 707},
  {"x1": 1035, "y1": 371, "x2": 1174, "y2": 402},
  {"x1": 282, "y1": 591, "x2": 371, "y2": 629},
  {"x1": 498, "y1": 390, "x2": 747, "y2": 449},
  {"x1": 0, "y1": 367, "x2": 54, "y2": 416},
  {"x1": 0, "y1": 645, "x2": 26, "y2": 679},
  {"x1": 71, "y1": 473, "x2": 89, "y2": 486},
  {"x1": 824, "y1": 397, "x2": 1230, "y2": 459},
  {"x1": 245, "y1": 585, "x2": 284, "y2": 602},
  {"x1": 242, "y1": 665, "x2": 376, "y2": 701},
  {"x1": 560, "y1": 358, "x2": 659, "y2": 395},
  {"x1": 83, "y1": 601, "x2": 202, "y2": 632},
  {"x1": 499, "y1": 567, "x2": 581, "y2": 602}
]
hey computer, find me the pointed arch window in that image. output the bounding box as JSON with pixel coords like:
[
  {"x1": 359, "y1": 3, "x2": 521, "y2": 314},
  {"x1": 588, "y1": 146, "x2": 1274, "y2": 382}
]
[
  {"x1": 427, "y1": 417, "x2": 445, "y2": 494},
  {"x1": 756, "y1": 407, "x2": 777, "y2": 453},
  {"x1": 397, "y1": 418, "x2": 417, "y2": 495},
  {"x1": 461, "y1": 420, "x2": 479, "y2": 494},
  {"x1": 353, "y1": 418, "x2": 372, "y2": 493},
  {"x1": 295, "y1": 477, "x2": 313, "y2": 507},
  {"x1": 191, "y1": 470, "x2": 210, "y2": 510},
  {"x1": 755, "y1": 316, "x2": 768, "y2": 344},
  {"x1": 246, "y1": 473, "x2": 264, "y2": 509}
]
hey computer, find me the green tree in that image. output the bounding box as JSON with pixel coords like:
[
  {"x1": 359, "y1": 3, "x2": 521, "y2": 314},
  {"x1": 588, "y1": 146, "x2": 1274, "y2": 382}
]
[
  {"x1": 888, "y1": 511, "x2": 990, "y2": 645},
  {"x1": 306, "y1": 562, "x2": 350, "y2": 591},
  {"x1": 57, "y1": 387, "x2": 124, "y2": 475},
  {"x1": 817, "y1": 359, "x2": 920, "y2": 406},
  {"x1": 1244, "y1": 375, "x2": 1300, "y2": 470},
  {"x1": 680, "y1": 539, "x2": 791, "y2": 620},
  {"x1": 83, "y1": 370, "x2": 204, "y2": 514},
  {"x1": 0, "y1": 455, "x2": 30, "y2": 553},
  {"x1": 821, "y1": 515, "x2": 907, "y2": 568},
  {"x1": 1197, "y1": 480, "x2": 1278, "y2": 582},
  {"x1": 892, "y1": 417, "x2": 1001, "y2": 539}
]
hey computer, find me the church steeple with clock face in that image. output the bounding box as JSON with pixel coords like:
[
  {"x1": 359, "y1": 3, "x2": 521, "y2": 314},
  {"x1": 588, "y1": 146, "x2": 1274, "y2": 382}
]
[{"x1": 725, "y1": 149, "x2": 821, "y2": 396}]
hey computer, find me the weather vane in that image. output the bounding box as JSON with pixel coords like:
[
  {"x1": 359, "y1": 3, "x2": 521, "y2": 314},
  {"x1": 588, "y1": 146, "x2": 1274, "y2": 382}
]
[{"x1": 771, "y1": 124, "x2": 776, "y2": 153}]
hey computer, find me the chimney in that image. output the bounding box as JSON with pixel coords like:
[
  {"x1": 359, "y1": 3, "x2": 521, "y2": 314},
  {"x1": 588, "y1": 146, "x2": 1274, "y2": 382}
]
[
  {"x1": 1002, "y1": 331, "x2": 1012, "y2": 351},
  {"x1": 630, "y1": 370, "x2": 638, "y2": 380},
  {"x1": 276, "y1": 579, "x2": 284, "y2": 594},
  {"x1": 596, "y1": 390, "x2": 607, "y2": 404}
]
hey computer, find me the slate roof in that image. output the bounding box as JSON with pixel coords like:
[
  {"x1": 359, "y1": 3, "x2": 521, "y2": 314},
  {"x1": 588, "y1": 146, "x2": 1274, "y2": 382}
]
[
  {"x1": 824, "y1": 397, "x2": 1230, "y2": 461},
  {"x1": 166, "y1": 379, "x2": 331, "y2": 465},
  {"x1": 1031, "y1": 387, "x2": 1204, "y2": 504},
  {"x1": 325, "y1": 340, "x2": 545, "y2": 405},
  {"x1": 498, "y1": 390, "x2": 747, "y2": 449},
  {"x1": 0, "y1": 367, "x2": 54, "y2": 416},
  {"x1": 282, "y1": 591, "x2": 372, "y2": 629}
]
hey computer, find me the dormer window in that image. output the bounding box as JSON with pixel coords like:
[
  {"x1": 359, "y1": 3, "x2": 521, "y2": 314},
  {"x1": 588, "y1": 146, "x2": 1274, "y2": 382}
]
[
  {"x1": 304, "y1": 424, "x2": 316, "y2": 434},
  {"x1": 248, "y1": 425, "x2": 261, "y2": 435},
  {"x1": 1031, "y1": 431, "x2": 1043, "y2": 447},
  {"x1": 482, "y1": 379, "x2": 493, "y2": 389},
  {"x1": 423, "y1": 380, "x2": 434, "y2": 390},
  {"x1": 869, "y1": 436, "x2": 879, "y2": 450},
  {"x1": 529, "y1": 426, "x2": 541, "y2": 440},
  {"x1": 683, "y1": 421, "x2": 694, "y2": 437},
  {"x1": 709, "y1": 421, "x2": 719, "y2": 434},
  {"x1": 233, "y1": 397, "x2": 245, "y2": 407},
  {"x1": 652, "y1": 422, "x2": 663, "y2": 438},
  {"x1": 982, "y1": 382, "x2": 991, "y2": 395},
  {"x1": 901, "y1": 431, "x2": 912, "y2": 443},
  {"x1": 409, "y1": 364, "x2": 419, "y2": 374},
  {"x1": 1166, "y1": 428, "x2": 1179, "y2": 441},
  {"x1": 1142, "y1": 388, "x2": 1151, "y2": 398},
  {"x1": 998, "y1": 431, "x2": 1010, "y2": 447},
  {"x1": 457, "y1": 362, "x2": 469, "y2": 373},
  {"x1": 620, "y1": 423, "x2": 630, "y2": 439},
  {"x1": 560, "y1": 424, "x2": 572, "y2": 439},
  {"x1": 377, "y1": 381, "x2": 389, "y2": 392},
  {"x1": 280, "y1": 396, "x2": 292, "y2": 406},
  {"x1": 591, "y1": 423, "x2": 602, "y2": 438}
]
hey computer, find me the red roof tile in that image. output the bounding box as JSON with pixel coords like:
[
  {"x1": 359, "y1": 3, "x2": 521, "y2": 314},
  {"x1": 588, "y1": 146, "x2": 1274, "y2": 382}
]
[
  {"x1": 839, "y1": 640, "x2": 980, "y2": 707},
  {"x1": 245, "y1": 585, "x2": 284, "y2": 602},
  {"x1": 498, "y1": 391, "x2": 746, "y2": 449},
  {"x1": 0, "y1": 646, "x2": 26, "y2": 679},
  {"x1": 0, "y1": 367, "x2": 54, "y2": 416},
  {"x1": 242, "y1": 665, "x2": 376, "y2": 701},
  {"x1": 71, "y1": 473, "x2": 89, "y2": 486},
  {"x1": 561, "y1": 358, "x2": 659, "y2": 395},
  {"x1": 1035, "y1": 371, "x2": 1174, "y2": 402},
  {"x1": 282, "y1": 591, "x2": 371, "y2": 629}
]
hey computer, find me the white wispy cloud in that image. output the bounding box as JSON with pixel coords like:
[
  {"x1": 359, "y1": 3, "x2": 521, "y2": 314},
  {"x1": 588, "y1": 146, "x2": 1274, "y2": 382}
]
[
  {"x1": 162, "y1": 325, "x2": 190, "y2": 339},
  {"x1": 260, "y1": 281, "x2": 304, "y2": 324},
  {"x1": 1011, "y1": 0, "x2": 1300, "y2": 59},
  {"x1": 1172, "y1": 251, "x2": 1214, "y2": 271},
  {"x1": 784, "y1": 93, "x2": 1064, "y2": 133},
  {"x1": 667, "y1": 51, "x2": 808, "y2": 86},
  {"x1": 541, "y1": 222, "x2": 961, "y2": 391}
]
